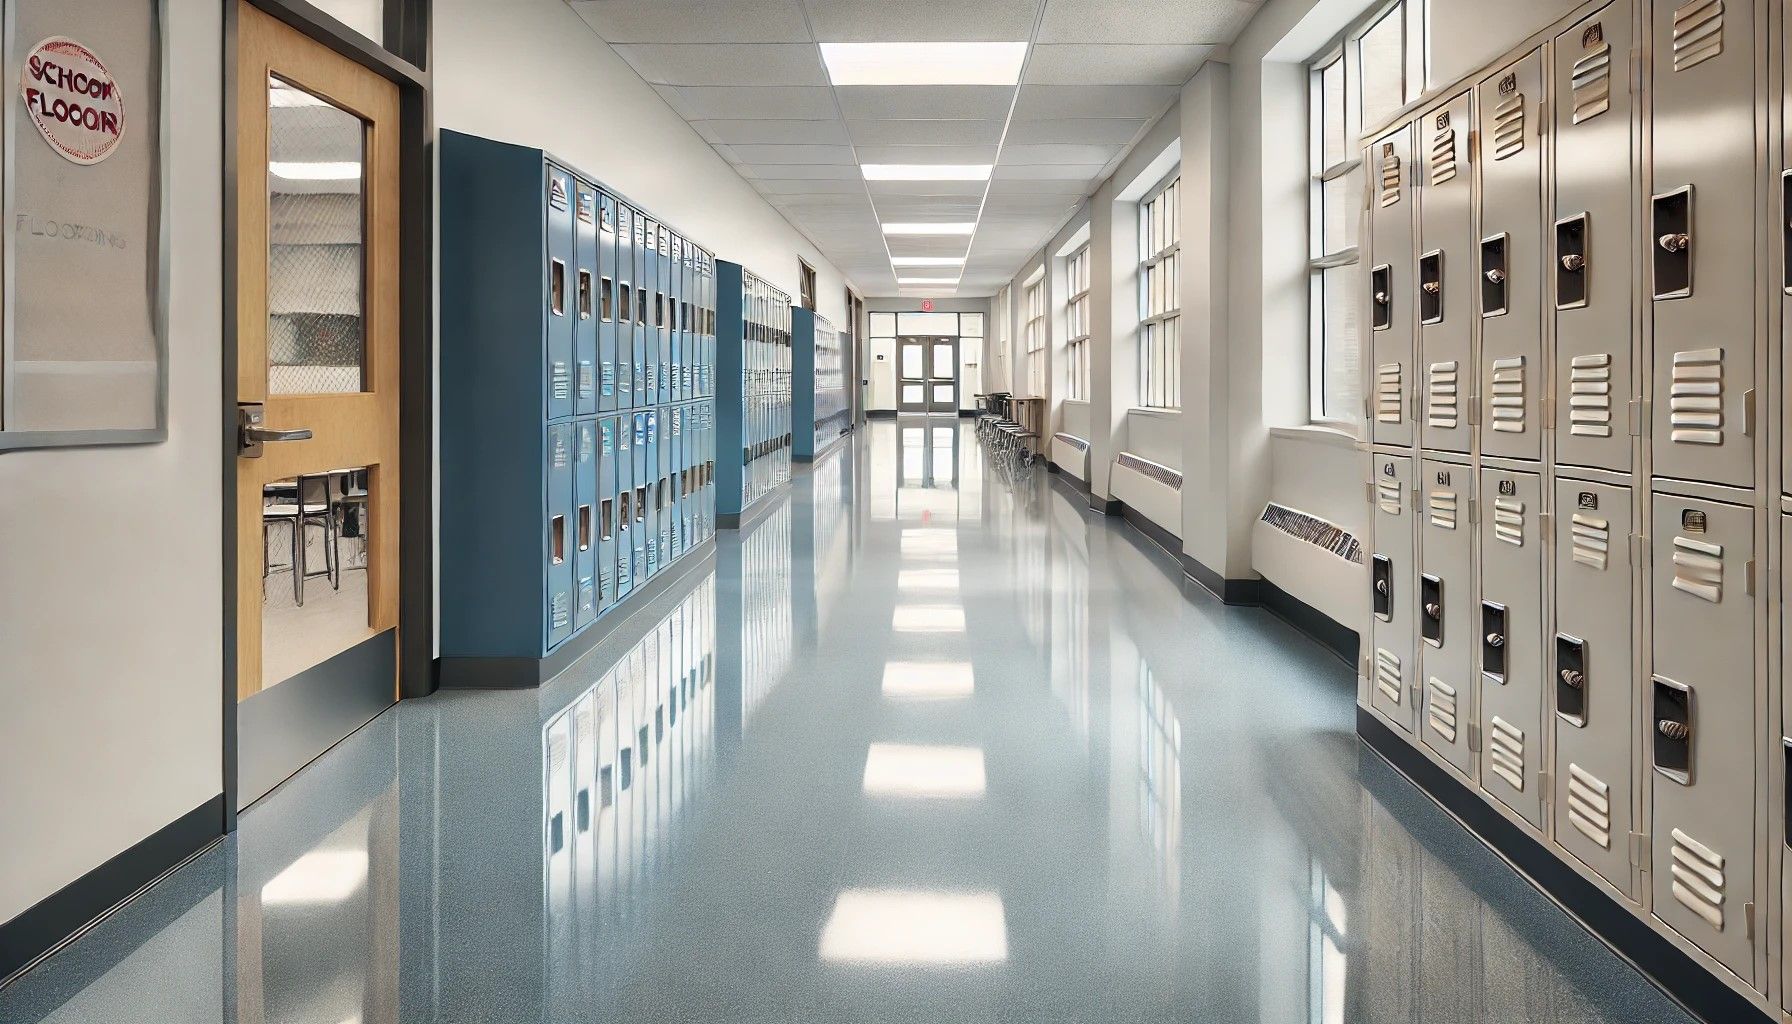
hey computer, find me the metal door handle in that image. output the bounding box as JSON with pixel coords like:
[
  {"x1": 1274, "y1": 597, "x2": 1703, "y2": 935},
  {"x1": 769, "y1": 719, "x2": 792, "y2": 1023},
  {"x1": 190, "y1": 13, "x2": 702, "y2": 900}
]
[
  {"x1": 1484, "y1": 632, "x2": 1504, "y2": 648},
  {"x1": 238, "y1": 403, "x2": 314, "y2": 458},
  {"x1": 247, "y1": 426, "x2": 313, "y2": 443},
  {"x1": 1657, "y1": 719, "x2": 1690, "y2": 741},
  {"x1": 1658, "y1": 232, "x2": 1690, "y2": 253},
  {"x1": 1483, "y1": 268, "x2": 1506, "y2": 284},
  {"x1": 1560, "y1": 253, "x2": 1585, "y2": 272},
  {"x1": 1560, "y1": 668, "x2": 1584, "y2": 689}
]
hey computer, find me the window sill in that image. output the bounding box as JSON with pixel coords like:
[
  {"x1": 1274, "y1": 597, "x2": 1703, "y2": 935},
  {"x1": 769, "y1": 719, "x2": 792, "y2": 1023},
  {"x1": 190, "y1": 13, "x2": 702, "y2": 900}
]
[
  {"x1": 1128, "y1": 406, "x2": 1181, "y2": 418},
  {"x1": 1269, "y1": 423, "x2": 1361, "y2": 449},
  {"x1": 1062, "y1": 398, "x2": 1090, "y2": 406}
]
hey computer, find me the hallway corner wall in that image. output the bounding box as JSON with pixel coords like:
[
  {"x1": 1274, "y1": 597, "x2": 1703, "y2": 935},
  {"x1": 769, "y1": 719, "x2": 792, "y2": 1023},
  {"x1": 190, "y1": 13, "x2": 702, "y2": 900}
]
[{"x1": 0, "y1": 0, "x2": 225, "y2": 930}]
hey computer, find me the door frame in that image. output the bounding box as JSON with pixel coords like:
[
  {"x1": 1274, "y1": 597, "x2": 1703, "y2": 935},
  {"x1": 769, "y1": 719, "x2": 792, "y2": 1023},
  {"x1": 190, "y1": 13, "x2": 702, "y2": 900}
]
[{"x1": 221, "y1": 0, "x2": 434, "y2": 827}]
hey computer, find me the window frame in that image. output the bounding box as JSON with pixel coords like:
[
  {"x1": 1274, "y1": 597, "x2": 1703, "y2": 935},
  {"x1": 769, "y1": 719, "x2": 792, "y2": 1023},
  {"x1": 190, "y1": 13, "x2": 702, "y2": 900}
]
[
  {"x1": 1137, "y1": 170, "x2": 1182, "y2": 411},
  {"x1": 1064, "y1": 243, "x2": 1091, "y2": 401},
  {"x1": 1023, "y1": 274, "x2": 1046, "y2": 397}
]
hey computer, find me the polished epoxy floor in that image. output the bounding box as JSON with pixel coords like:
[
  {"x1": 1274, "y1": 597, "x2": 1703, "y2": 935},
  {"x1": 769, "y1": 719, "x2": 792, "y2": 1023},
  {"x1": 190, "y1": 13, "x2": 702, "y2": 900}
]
[{"x1": 0, "y1": 420, "x2": 1696, "y2": 1024}]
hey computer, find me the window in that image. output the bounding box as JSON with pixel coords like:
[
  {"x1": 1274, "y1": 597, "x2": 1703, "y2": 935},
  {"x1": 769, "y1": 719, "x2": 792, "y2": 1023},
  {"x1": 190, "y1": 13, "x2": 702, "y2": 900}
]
[
  {"x1": 1138, "y1": 173, "x2": 1180, "y2": 409},
  {"x1": 798, "y1": 258, "x2": 818, "y2": 311},
  {"x1": 1023, "y1": 276, "x2": 1046, "y2": 396},
  {"x1": 1064, "y1": 245, "x2": 1091, "y2": 401},
  {"x1": 1307, "y1": 0, "x2": 1424, "y2": 425}
]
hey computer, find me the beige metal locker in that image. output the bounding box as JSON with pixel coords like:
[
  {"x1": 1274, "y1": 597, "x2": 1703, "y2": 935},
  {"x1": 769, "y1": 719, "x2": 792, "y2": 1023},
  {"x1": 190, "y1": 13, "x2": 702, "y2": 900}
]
[
  {"x1": 1648, "y1": 493, "x2": 1755, "y2": 980},
  {"x1": 1551, "y1": 478, "x2": 1635, "y2": 895},
  {"x1": 1648, "y1": 0, "x2": 1757, "y2": 488},
  {"x1": 1371, "y1": 124, "x2": 1417, "y2": 448},
  {"x1": 1418, "y1": 95, "x2": 1474, "y2": 454},
  {"x1": 1420, "y1": 458, "x2": 1477, "y2": 777},
  {"x1": 1371, "y1": 454, "x2": 1418, "y2": 731},
  {"x1": 1478, "y1": 467, "x2": 1545, "y2": 826},
  {"x1": 1476, "y1": 54, "x2": 1545, "y2": 462},
  {"x1": 1552, "y1": 4, "x2": 1637, "y2": 472}
]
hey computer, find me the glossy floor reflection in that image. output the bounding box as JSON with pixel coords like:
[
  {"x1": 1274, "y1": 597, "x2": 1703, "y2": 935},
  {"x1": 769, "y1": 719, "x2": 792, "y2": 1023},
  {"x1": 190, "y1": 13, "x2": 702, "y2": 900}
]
[{"x1": 0, "y1": 419, "x2": 1696, "y2": 1024}]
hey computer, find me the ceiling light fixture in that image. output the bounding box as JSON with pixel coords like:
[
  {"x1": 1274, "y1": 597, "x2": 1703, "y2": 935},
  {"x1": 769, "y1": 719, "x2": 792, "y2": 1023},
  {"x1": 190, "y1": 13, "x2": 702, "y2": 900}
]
[
  {"x1": 819, "y1": 42, "x2": 1028, "y2": 86},
  {"x1": 882, "y1": 222, "x2": 977, "y2": 236},
  {"x1": 898, "y1": 277, "x2": 960, "y2": 285},
  {"x1": 862, "y1": 164, "x2": 992, "y2": 182},
  {"x1": 890, "y1": 256, "x2": 965, "y2": 267}
]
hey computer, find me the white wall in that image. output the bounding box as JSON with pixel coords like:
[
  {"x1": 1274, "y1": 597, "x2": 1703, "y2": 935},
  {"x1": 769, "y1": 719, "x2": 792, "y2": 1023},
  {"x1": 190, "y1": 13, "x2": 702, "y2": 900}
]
[
  {"x1": 0, "y1": 0, "x2": 224, "y2": 923},
  {"x1": 434, "y1": 0, "x2": 856, "y2": 326}
]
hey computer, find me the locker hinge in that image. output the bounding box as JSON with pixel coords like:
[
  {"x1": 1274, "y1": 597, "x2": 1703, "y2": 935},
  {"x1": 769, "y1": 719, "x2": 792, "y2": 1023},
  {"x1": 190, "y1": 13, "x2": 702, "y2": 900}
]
[
  {"x1": 1411, "y1": 682, "x2": 1424, "y2": 706},
  {"x1": 1365, "y1": 480, "x2": 1375, "y2": 504},
  {"x1": 1467, "y1": 394, "x2": 1481, "y2": 426},
  {"x1": 1468, "y1": 723, "x2": 1482, "y2": 752},
  {"x1": 1628, "y1": 399, "x2": 1644, "y2": 436},
  {"x1": 1746, "y1": 901, "x2": 1756, "y2": 942},
  {"x1": 1537, "y1": 770, "x2": 1552, "y2": 801},
  {"x1": 1541, "y1": 399, "x2": 1556, "y2": 430},
  {"x1": 1360, "y1": 652, "x2": 1371, "y2": 680},
  {"x1": 1743, "y1": 388, "x2": 1756, "y2": 436},
  {"x1": 1467, "y1": 497, "x2": 1479, "y2": 525},
  {"x1": 1628, "y1": 831, "x2": 1649, "y2": 865},
  {"x1": 1746, "y1": 559, "x2": 1756, "y2": 597},
  {"x1": 1539, "y1": 512, "x2": 1553, "y2": 543},
  {"x1": 1411, "y1": 486, "x2": 1420, "y2": 508}
]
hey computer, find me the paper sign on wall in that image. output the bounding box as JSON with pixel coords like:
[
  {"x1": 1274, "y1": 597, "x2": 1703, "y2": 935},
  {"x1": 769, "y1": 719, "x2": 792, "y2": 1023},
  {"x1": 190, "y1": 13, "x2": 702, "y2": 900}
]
[{"x1": 20, "y1": 36, "x2": 124, "y2": 165}]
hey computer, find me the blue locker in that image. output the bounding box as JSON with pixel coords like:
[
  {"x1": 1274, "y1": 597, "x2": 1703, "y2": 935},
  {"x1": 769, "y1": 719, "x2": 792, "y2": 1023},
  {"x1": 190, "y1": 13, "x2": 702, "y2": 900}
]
[
  {"x1": 670, "y1": 405, "x2": 685, "y2": 557},
  {"x1": 670, "y1": 237, "x2": 685, "y2": 405},
  {"x1": 615, "y1": 203, "x2": 635, "y2": 409},
  {"x1": 632, "y1": 213, "x2": 648, "y2": 408},
  {"x1": 574, "y1": 418, "x2": 598, "y2": 628},
  {"x1": 546, "y1": 421, "x2": 575, "y2": 649},
  {"x1": 678, "y1": 405, "x2": 691, "y2": 553},
  {"x1": 574, "y1": 184, "x2": 599, "y2": 416},
  {"x1": 657, "y1": 225, "x2": 673, "y2": 406},
  {"x1": 643, "y1": 218, "x2": 659, "y2": 405},
  {"x1": 645, "y1": 410, "x2": 661, "y2": 576},
  {"x1": 616, "y1": 411, "x2": 634, "y2": 598},
  {"x1": 598, "y1": 416, "x2": 618, "y2": 613},
  {"x1": 546, "y1": 165, "x2": 575, "y2": 421},
  {"x1": 598, "y1": 194, "x2": 618, "y2": 412},
  {"x1": 632, "y1": 411, "x2": 648, "y2": 580}
]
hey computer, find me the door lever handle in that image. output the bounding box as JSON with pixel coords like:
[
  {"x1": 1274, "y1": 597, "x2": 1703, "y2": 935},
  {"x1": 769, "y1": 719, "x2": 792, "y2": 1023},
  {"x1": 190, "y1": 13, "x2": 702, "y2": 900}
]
[{"x1": 237, "y1": 403, "x2": 313, "y2": 458}]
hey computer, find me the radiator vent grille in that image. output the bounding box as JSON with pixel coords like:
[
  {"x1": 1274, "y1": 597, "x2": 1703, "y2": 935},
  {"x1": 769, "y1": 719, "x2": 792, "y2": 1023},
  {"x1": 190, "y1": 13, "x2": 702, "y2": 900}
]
[
  {"x1": 1116, "y1": 452, "x2": 1183, "y2": 490},
  {"x1": 1259, "y1": 503, "x2": 1365, "y2": 563}
]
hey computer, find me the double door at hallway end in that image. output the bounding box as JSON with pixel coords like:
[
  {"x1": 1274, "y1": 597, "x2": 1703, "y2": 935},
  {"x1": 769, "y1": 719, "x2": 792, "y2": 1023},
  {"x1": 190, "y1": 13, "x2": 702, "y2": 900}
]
[{"x1": 897, "y1": 336, "x2": 958, "y2": 414}]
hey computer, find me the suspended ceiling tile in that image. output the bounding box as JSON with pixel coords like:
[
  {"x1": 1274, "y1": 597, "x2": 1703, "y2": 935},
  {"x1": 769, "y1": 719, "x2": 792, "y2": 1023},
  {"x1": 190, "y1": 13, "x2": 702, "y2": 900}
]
[
  {"x1": 728, "y1": 143, "x2": 859, "y2": 164},
  {"x1": 806, "y1": 0, "x2": 1040, "y2": 42},
  {"x1": 611, "y1": 43, "x2": 827, "y2": 86},
  {"x1": 569, "y1": 0, "x2": 812, "y2": 43},
  {"x1": 836, "y1": 85, "x2": 1015, "y2": 122},
  {"x1": 696, "y1": 118, "x2": 853, "y2": 145},
  {"x1": 752, "y1": 177, "x2": 870, "y2": 194},
  {"x1": 992, "y1": 162, "x2": 1108, "y2": 181},
  {"x1": 738, "y1": 163, "x2": 865, "y2": 180},
  {"x1": 852, "y1": 143, "x2": 1001, "y2": 165},
  {"x1": 999, "y1": 142, "x2": 1125, "y2": 165},
  {"x1": 865, "y1": 179, "x2": 990, "y2": 198},
  {"x1": 662, "y1": 85, "x2": 840, "y2": 120},
  {"x1": 1024, "y1": 44, "x2": 1213, "y2": 85},
  {"x1": 846, "y1": 118, "x2": 1007, "y2": 147},
  {"x1": 1013, "y1": 84, "x2": 1179, "y2": 120},
  {"x1": 1035, "y1": 0, "x2": 1260, "y2": 44},
  {"x1": 1004, "y1": 116, "x2": 1150, "y2": 145}
]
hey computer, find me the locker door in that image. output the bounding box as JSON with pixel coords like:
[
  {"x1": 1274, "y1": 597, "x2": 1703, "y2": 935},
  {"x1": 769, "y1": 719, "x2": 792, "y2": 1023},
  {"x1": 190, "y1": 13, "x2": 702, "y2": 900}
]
[
  {"x1": 616, "y1": 413, "x2": 634, "y2": 598},
  {"x1": 546, "y1": 422, "x2": 576, "y2": 650},
  {"x1": 1369, "y1": 125, "x2": 1415, "y2": 448},
  {"x1": 1553, "y1": 6, "x2": 1636, "y2": 471},
  {"x1": 615, "y1": 204, "x2": 635, "y2": 409},
  {"x1": 1476, "y1": 54, "x2": 1544, "y2": 461},
  {"x1": 1370, "y1": 455, "x2": 1418, "y2": 732},
  {"x1": 658, "y1": 226, "x2": 673, "y2": 406},
  {"x1": 1417, "y1": 96, "x2": 1473, "y2": 454},
  {"x1": 642, "y1": 220, "x2": 659, "y2": 407},
  {"x1": 1649, "y1": 0, "x2": 1757, "y2": 487},
  {"x1": 657, "y1": 410, "x2": 672, "y2": 566},
  {"x1": 1649, "y1": 493, "x2": 1755, "y2": 979},
  {"x1": 632, "y1": 212, "x2": 649, "y2": 408},
  {"x1": 598, "y1": 417, "x2": 618, "y2": 614},
  {"x1": 599, "y1": 194, "x2": 618, "y2": 413},
  {"x1": 1419, "y1": 459, "x2": 1476, "y2": 777},
  {"x1": 1552, "y1": 478, "x2": 1635, "y2": 895},
  {"x1": 672, "y1": 406, "x2": 686, "y2": 556},
  {"x1": 575, "y1": 184, "x2": 599, "y2": 416},
  {"x1": 633, "y1": 412, "x2": 649, "y2": 578},
  {"x1": 546, "y1": 166, "x2": 575, "y2": 421},
  {"x1": 1477, "y1": 468, "x2": 1544, "y2": 826},
  {"x1": 575, "y1": 419, "x2": 598, "y2": 629},
  {"x1": 646, "y1": 411, "x2": 661, "y2": 576}
]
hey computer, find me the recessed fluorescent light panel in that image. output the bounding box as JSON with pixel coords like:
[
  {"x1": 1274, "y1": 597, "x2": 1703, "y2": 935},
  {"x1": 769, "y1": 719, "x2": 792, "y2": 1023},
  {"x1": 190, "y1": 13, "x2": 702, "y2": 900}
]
[
  {"x1": 820, "y1": 42, "x2": 1028, "y2": 86},
  {"x1": 862, "y1": 164, "x2": 993, "y2": 182},
  {"x1": 898, "y1": 277, "x2": 960, "y2": 285},
  {"x1": 819, "y1": 888, "x2": 1009, "y2": 964},
  {"x1": 890, "y1": 257, "x2": 966, "y2": 267},
  {"x1": 882, "y1": 223, "x2": 977, "y2": 236}
]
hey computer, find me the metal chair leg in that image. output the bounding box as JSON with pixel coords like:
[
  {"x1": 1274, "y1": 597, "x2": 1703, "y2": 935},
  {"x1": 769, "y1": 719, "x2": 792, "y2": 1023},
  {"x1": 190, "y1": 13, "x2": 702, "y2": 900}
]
[{"x1": 291, "y1": 518, "x2": 305, "y2": 607}]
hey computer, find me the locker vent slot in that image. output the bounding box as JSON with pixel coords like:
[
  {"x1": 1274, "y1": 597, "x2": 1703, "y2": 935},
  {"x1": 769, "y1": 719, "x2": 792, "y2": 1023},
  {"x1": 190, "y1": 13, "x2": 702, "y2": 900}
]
[
  {"x1": 1671, "y1": 0, "x2": 1724, "y2": 72},
  {"x1": 1669, "y1": 828, "x2": 1726, "y2": 930},
  {"x1": 552, "y1": 363, "x2": 571, "y2": 400},
  {"x1": 1668, "y1": 348, "x2": 1723, "y2": 445},
  {"x1": 1376, "y1": 363, "x2": 1403, "y2": 422},
  {"x1": 1670, "y1": 535, "x2": 1723, "y2": 602},
  {"x1": 1428, "y1": 489, "x2": 1458, "y2": 530},
  {"x1": 1493, "y1": 497, "x2": 1524, "y2": 546},
  {"x1": 1376, "y1": 649, "x2": 1404, "y2": 705},
  {"x1": 1488, "y1": 716, "x2": 1525, "y2": 789},
  {"x1": 1570, "y1": 514, "x2": 1610, "y2": 570},
  {"x1": 1379, "y1": 147, "x2": 1402, "y2": 207},
  {"x1": 1566, "y1": 764, "x2": 1612, "y2": 848},
  {"x1": 578, "y1": 362, "x2": 595, "y2": 397},
  {"x1": 551, "y1": 591, "x2": 571, "y2": 630},
  {"x1": 1429, "y1": 126, "x2": 1457, "y2": 185},
  {"x1": 1569, "y1": 354, "x2": 1613, "y2": 436},
  {"x1": 1376, "y1": 477, "x2": 1403, "y2": 514},
  {"x1": 1570, "y1": 42, "x2": 1612, "y2": 123},
  {"x1": 1426, "y1": 677, "x2": 1458, "y2": 741},
  {"x1": 1491, "y1": 94, "x2": 1526, "y2": 160},
  {"x1": 1427, "y1": 361, "x2": 1459, "y2": 428},
  {"x1": 1489, "y1": 356, "x2": 1526, "y2": 432}
]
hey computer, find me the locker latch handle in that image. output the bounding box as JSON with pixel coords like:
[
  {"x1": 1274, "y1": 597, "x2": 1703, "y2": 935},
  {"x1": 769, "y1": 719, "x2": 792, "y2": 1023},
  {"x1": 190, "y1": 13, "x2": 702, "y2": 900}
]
[
  {"x1": 1657, "y1": 232, "x2": 1689, "y2": 253},
  {"x1": 1559, "y1": 254, "x2": 1584, "y2": 272}
]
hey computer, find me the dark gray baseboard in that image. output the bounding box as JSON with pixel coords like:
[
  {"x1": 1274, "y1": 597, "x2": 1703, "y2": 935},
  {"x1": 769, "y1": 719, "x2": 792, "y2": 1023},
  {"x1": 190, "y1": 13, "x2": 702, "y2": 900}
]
[
  {"x1": 1358, "y1": 708, "x2": 1770, "y2": 1024},
  {"x1": 0, "y1": 796, "x2": 224, "y2": 986},
  {"x1": 437, "y1": 542, "x2": 717, "y2": 689},
  {"x1": 238, "y1": 632, "x2": 395, "y2": 809}
]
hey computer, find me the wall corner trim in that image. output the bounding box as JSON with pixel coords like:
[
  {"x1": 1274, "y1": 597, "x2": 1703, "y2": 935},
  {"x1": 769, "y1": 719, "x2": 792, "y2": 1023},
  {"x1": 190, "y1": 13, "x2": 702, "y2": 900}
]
[{"x1": 0, "y1": 795, "x2": 225, "y2": 986}]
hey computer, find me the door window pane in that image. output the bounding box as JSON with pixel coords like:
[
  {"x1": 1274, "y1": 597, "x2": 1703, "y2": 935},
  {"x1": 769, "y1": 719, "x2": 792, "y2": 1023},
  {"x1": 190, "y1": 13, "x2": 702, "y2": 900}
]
[
  {"x1": 931, "y1": 343, "x2": 955, "y2": 378},
  {"x1": 901, "y1": 345, "x2": 924, "y2": 378},
  {"x1": 267, "y1": 76, "x2": 367, "y2": 395},
  {"x1": 902, "y1": 384, "x2": 924, "y2": 404}
]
